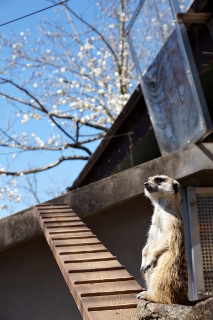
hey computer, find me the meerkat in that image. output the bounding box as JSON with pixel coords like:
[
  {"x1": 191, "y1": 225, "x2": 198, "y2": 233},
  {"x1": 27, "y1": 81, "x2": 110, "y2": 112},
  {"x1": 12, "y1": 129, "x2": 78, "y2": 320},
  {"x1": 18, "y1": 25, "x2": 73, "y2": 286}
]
[{"x1": 136, "y1": 175, "x2": 188, "y2": 304}]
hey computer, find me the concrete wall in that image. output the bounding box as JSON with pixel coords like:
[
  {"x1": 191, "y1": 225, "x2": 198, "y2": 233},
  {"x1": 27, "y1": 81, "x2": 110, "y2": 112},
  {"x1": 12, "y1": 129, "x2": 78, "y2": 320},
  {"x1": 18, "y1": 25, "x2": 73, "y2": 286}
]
[
  {"x1": 83, "y1": 194, "x2": 153, "y2": 287},
  {"x1": 0, "y1": 195, "x2": 153, "y2": 320},
  {"x1": 0, "y1": 236, "x2": 82, "y2": 320},
  {"x1": 2, "y1": 143, "x2": 213, "y2": 252}
]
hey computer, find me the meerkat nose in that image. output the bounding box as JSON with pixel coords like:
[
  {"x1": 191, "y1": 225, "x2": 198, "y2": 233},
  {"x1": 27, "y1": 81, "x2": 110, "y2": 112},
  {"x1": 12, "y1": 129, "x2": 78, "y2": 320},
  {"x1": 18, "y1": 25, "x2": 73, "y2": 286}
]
[{"x1": 144, "y1": 182, "x2": 149, "y2": 188}]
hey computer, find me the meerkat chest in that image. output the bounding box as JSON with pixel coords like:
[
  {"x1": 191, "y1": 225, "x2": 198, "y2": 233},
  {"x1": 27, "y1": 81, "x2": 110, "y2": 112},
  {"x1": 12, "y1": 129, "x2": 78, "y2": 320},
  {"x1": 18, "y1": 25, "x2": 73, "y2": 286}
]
[{"x1": 148, "y1": 207, "x2": 171, "y2": 242}]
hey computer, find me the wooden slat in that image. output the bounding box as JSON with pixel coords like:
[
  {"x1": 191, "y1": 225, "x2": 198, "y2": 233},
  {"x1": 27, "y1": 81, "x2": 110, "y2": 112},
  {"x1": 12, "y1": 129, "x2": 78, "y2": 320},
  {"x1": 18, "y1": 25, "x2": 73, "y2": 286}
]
[
  {"x1": 35, "y1": 204, "x2": 142, "y2": 320},
  {"x1": 47, "y1": 226, "x2": 89, "y2": 234},
  {"x1": 42, "y1": 216, "x2": 81, "y2": 221},
  {"x1": 37, "y1": 207, "x2": 75, "y2": 212},
  {"x1": 45, "y1": 222, "x2": 86, "y2": 228},
  {"x1": 50, "y1": 231, "x2": 94, "y2": 239},
  {"x1": 65, "y1": 259, "x2": 123, "y2": 273},
  {"x1": 76, "y1": 280, "x2": 141, "y2": 297},
  {"x1": 69, "y1": 269, "x2": 135, "y2": 285},
  {"x1": 56, "y1": 244, "x2": 108, "y2": 254},
  {"x1": 176, "y1": 12, "x2": 212, "y2": 24},
  {"x1": 83, "y1": 293, "x2": 139, "y2": 310},
  {"x1": 89, "y1": 308, "x2": 138, "y2": 320},
  {"x1": 53, "y1": 238, "x2": 100, "y2": 246}
]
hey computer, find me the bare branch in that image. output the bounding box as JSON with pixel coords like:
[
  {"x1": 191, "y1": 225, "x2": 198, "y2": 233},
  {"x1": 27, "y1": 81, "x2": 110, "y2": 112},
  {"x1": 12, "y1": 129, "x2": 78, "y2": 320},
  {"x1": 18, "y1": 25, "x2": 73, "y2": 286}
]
[
  {"x1": 23, "y1": 175, "x2": 41, "y2": 204},
  {"x1": 0, "y1": 155, "x2": 90, "y2": 176},
  {"x1": 0, "y1": 77, "x2": 76, "y2": 143}
]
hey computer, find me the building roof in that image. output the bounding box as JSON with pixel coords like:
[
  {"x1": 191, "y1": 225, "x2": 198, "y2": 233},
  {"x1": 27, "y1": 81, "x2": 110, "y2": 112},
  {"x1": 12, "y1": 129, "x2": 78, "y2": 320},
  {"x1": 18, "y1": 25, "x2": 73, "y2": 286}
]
[{"x1": 70, "y1": 85, "x2": 156, "y2": 190}]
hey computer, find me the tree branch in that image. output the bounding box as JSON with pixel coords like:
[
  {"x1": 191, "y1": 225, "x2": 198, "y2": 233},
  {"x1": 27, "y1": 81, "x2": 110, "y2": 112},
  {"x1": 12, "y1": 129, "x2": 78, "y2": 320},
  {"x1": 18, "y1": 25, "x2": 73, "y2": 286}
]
[
  {"x1": 64, "y1": 4, "x2": 120, "y2": 72},
  {"x1": 0, "y1": 77, "x2": 76, "y2": 143},
  {"x1": 0, "y1": 155, "x2": 90, "y2": 176},
  {"x1": 0, "y1": 82, "x2": 108, "y2": 132}
]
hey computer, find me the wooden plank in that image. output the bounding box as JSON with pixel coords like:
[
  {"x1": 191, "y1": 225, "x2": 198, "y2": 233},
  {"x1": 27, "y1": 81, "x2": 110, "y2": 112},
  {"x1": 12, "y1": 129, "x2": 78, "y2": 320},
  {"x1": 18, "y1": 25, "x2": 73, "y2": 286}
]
[
  {"x1": 46, "y1": 226, "x2": 89, "y2": 234},
  {"x1": 89, "y1": 308, "x2": 138, "y2": 320},
  {"x1": 39, "y1": 211, "x2": 76, "y2": 215},
  {"x1": 56, "y1": 244, "x2": 108, "y2": 254},
  {"x1": 82, "y1": 293, "x2": 139, "y2": 311},
  {"x1": 44, "y1": 222, "x2": 86, "y2": 228},
  {"x1": 41, "y1": 216, "x2": 81, "y2": 221},
  {"x1": 37, "y1": 209, "x2": 75, "y2": 213},
  {"x1": 64, "y1": 259, "x2": 123, "y2": 273},
  {"x1": 75, "y1": 280, "x2": 141, "y2": 297},
  {"x1": 68, "y1": 269, "x2": 135, "y2": 285},
  {"x1": 60, "y1": 251, "x2": 115, "y2": 262},
  {"x1": 50, "y1": 232, "x2": 94, "y2": 240},
  {"x1": 176, "y1": 12, "x2": 212, "y2": 24},
  {"x1": 52, "y1": 234, "x2": 96, "y2": 240},
  {"x1": 35, "y1": 204, "x2": 142, "y2": 320},
  {"x1": 53, "y1": 237, "x2": 100, "y2": 246}
]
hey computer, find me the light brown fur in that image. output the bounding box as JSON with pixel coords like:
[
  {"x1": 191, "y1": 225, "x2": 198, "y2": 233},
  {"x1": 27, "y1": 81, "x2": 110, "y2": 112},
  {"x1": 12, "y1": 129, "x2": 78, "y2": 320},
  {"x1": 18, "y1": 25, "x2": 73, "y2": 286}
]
[{"x1": 136, "y1": 175, "x2": 188, "y2": 304}]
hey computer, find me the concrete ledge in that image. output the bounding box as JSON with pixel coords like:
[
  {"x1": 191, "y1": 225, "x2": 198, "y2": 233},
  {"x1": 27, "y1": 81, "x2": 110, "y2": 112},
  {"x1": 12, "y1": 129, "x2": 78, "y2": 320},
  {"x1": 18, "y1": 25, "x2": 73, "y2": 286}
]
[
  {"x1": 0, "y1": 206, "x2": 41, "y2": 251},
  {"x1": 68, "y1": 143, "x2": 213, "y2": 217},
  {"x1": 1, "y1": 143, "x2": 213, "y2": 251}
]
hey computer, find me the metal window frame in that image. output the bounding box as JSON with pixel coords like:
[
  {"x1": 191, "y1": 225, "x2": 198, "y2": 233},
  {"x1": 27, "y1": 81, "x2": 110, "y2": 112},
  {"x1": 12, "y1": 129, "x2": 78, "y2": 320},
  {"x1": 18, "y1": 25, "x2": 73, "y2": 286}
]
[
  {"x1": 184, "y1": 187, "x2": 213, "y2": 300},
  {"x1": 126, "y1": 0, "x2": 213, "y2": 155}
]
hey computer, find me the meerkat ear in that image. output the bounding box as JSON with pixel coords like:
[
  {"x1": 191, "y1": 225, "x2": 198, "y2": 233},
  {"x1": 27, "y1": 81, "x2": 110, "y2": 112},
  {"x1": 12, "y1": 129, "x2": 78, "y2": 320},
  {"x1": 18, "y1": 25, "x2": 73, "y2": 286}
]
[{"x1": 173, "y1": 181, "x2": 179, "y2": 194}]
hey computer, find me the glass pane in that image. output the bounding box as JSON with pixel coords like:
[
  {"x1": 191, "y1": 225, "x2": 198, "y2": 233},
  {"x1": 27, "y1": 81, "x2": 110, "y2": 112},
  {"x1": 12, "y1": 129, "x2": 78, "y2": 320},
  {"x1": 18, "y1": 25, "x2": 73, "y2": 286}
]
[{"x1": 129, "y1": 0, "x2": 206, "y2": 154}]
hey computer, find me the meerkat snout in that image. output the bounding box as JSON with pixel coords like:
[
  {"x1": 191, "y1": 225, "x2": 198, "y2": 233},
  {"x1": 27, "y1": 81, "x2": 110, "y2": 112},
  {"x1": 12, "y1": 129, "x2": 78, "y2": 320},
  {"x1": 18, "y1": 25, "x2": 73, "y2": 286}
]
[{"x1": 144, "y1": 181, "x2": 149, "y2": 188}]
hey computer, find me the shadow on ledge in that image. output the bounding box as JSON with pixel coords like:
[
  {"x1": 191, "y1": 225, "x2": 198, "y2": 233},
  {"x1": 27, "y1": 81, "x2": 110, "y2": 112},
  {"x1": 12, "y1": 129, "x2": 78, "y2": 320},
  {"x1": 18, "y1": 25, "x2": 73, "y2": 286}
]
[{"x1": 137, "y1": 297, "x2": 213, "y2": 320}]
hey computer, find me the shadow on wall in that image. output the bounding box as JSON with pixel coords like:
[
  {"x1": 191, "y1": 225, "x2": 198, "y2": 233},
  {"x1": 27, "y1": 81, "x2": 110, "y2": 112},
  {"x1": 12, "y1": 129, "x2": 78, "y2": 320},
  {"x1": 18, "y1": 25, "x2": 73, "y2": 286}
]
[{"x1": 83, "y1": 194, "x2": 153, "y2": 287}]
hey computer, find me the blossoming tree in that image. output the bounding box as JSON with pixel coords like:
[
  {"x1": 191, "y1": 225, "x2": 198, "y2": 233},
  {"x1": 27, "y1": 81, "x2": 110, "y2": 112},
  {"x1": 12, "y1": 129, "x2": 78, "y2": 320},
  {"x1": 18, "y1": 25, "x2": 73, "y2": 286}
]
[
  {"x1": 0, "y1": 0, "x2": 192, "y2": 213},
  {"x1": 0, "y1": 0, "x2": 137, "y2": 212}
]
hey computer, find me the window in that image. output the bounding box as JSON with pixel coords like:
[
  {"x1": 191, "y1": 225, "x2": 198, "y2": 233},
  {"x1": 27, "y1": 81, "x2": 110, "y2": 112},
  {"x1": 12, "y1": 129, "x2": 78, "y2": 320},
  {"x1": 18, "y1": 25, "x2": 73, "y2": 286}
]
[{"x1": 126, "y1": 0, "x2": 212, "y2": 155}]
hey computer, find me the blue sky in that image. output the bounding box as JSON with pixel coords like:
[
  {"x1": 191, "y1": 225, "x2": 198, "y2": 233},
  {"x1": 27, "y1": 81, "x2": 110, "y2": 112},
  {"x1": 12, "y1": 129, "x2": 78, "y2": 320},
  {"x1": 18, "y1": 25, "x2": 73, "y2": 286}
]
[
  {"x1": 0, "y1": 0, "x2": 101, "y2": 217},
  {"x1": 0, "y1": 0, "x2": 193, "y2": 218}
]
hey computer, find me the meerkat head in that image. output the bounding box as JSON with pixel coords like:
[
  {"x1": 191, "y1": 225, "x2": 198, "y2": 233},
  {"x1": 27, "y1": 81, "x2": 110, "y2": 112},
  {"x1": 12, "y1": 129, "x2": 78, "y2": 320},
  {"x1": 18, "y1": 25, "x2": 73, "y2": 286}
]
[{"x1": 144, "y1": 175, "x2": 180, "y2": 204}]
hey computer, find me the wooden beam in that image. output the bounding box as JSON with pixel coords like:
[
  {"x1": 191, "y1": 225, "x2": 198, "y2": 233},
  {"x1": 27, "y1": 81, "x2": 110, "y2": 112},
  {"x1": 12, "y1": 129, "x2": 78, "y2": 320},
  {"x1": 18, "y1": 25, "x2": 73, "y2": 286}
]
[
  {"x1": 176, "y1": 12, "x2": 212, "y2": 24},
  {"x1": 35, "y1": 204, "x2": 143, "y2": 320}
]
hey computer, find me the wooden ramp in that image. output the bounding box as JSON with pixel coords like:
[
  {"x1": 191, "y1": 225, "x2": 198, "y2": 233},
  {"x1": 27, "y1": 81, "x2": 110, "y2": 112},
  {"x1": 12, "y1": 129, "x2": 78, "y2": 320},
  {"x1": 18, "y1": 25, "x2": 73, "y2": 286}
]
[{"x1": 35, "y1": 204, "x2": 142, "y2": 320}]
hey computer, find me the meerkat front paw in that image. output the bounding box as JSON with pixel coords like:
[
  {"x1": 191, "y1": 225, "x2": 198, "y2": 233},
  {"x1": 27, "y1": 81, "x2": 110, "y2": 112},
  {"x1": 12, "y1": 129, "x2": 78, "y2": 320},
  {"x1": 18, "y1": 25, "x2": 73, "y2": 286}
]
[
  {"x1": 141, "y1": 255, "x2": 156, "y2": 273},
  {"x1": 135, "y1": 291, "x2": 150, "y2": 300},
  {"x1": 142, "y1": 254, "x2": 157, "y2": 271}
]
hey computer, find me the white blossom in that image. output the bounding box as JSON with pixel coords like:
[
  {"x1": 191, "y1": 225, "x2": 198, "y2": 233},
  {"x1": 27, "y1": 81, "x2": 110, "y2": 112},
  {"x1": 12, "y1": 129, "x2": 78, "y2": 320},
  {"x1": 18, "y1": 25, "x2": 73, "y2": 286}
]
[{"x1": 21, "y1": 114, "x2": 29, "y2": 124}]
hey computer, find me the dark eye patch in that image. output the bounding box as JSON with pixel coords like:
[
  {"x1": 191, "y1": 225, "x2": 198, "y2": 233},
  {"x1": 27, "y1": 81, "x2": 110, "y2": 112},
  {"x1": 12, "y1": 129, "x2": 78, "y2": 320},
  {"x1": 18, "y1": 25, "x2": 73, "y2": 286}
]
[{"x1": 154, "y1": 177, "x2": 166, "y2": 184}]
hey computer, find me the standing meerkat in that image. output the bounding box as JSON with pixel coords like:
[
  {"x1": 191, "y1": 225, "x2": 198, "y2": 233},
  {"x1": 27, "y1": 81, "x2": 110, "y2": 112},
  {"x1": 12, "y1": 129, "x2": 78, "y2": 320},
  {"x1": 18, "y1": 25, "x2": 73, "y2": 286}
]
[{"x1": 136, "y1": 175, "x2": 188, "y2": 304}]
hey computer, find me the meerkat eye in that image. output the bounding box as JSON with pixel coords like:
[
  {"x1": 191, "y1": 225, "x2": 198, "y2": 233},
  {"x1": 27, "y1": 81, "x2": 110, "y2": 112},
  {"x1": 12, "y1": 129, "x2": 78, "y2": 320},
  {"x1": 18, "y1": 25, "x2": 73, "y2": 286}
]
[{"x1": 154, "y1": 177, "x2": 166, "y2": 184}]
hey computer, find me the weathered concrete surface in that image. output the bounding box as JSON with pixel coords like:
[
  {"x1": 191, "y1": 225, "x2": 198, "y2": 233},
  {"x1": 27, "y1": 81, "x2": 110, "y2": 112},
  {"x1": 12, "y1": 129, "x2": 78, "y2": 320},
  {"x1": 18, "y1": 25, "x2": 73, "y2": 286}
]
[
  {"x1": 0, "y1": 193, "x2": 74, "y2": 251},
  {"x1": 1, "y1": 143, "x2": 213, "y2": 251},
  {"x1": 137, "y1": 297, "x2": 213, "y2": 320},
  {"x1": 0, "y1": 206, "x2": 41, "y2": 251},
  {"x1": 68, "y1": 143, "x2": 213, "y2": 217}
]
